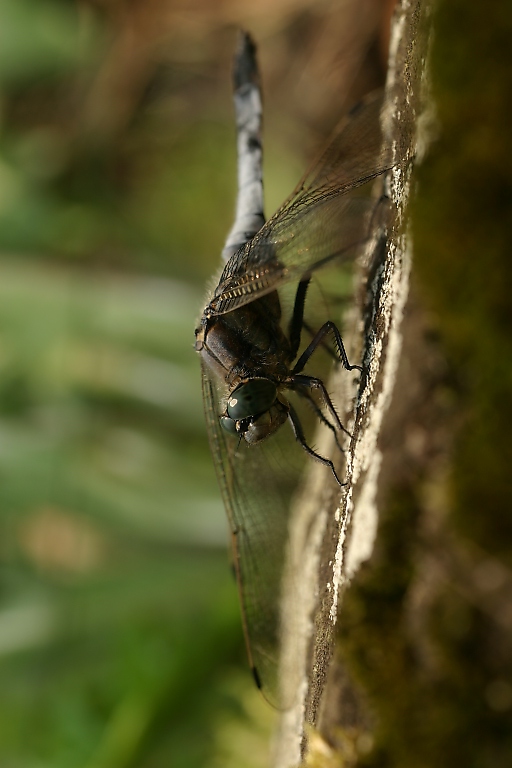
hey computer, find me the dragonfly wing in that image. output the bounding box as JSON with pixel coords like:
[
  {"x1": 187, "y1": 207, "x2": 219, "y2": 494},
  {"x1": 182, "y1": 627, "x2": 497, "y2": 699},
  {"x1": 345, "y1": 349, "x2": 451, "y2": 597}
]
[
  {"x1": 287, "y1": 91, "x2": 390, "y2": 202},
  {"x1": 201, "y1": 362, "x2": 301, "y2": 706},
  {"x1": 210, "y1": 93, "x2": 390, "y2": 316},
  {"x1": 211, "y1": 194, "x2": 376, "y2": 315}
]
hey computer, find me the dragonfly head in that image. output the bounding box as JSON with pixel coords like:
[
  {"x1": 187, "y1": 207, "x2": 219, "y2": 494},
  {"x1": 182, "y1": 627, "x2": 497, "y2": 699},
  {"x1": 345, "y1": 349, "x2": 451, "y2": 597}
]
[{"x1": 220, "y1": 378, "x2": 289, "y2": 444}]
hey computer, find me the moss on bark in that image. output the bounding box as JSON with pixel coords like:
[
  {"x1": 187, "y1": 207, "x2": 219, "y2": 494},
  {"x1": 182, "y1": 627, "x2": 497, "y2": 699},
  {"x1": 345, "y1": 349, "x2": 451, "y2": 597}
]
[{"x1": 330, "y1": 2, "x2": 512, "y2": 767}]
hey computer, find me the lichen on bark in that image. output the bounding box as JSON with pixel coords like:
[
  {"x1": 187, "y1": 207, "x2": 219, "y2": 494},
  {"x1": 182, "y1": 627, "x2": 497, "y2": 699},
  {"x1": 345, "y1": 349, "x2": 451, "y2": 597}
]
[
  {"x1": 287, "y1": 0, "x2": 512, "y2": 767},
  {"x1": 274, "y1": 1, "x2": 427, "y2": 765}
]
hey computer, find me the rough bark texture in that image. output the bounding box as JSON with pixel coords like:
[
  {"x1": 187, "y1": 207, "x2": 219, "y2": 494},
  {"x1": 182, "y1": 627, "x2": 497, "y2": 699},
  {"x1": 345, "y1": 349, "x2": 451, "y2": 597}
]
[
  {"x1": 276, "y1": 0, "x2": 512, "y2": 766},
  {"x1": 274, "y1": 2, "x2": 426, "y2": 765}
]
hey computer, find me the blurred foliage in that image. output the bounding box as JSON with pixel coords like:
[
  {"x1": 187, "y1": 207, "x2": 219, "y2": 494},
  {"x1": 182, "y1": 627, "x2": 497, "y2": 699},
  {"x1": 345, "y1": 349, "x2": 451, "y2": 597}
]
[
  {"x1": 0, "y1": 0, "x2": 389, "y2": 763},
  {"x1": 0, "y1": 0, "x2": 289, "y2": 765}
]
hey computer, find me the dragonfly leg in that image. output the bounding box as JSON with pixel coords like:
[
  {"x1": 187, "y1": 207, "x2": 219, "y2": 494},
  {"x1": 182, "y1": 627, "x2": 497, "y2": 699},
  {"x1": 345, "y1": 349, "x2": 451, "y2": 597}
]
[
  {"x1": 302, "y1": 320, "x2": 338, "y2": 361},
  {"x1": 288, "y1": 278, "x2": 311, "y2": 358},
  {"x1": 292, "y1": 320, "x2": 363, "y2": 374},
  {"x1": 288, "y1": 404, "x2": 345, "y2": 487},
  {"x1": 295, "y1": 387, "x2": 345, "y2": 454},
  {"x1": 292, "y1": 373, "x2": 352, "y2": 438}
]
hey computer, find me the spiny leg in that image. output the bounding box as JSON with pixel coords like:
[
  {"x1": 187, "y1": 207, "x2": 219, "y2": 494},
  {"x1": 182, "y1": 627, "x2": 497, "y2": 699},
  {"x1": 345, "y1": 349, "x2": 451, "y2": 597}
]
[
  {"x1": 291, "y1": 283, "x2": 349, "y2": 364},
  {"x1": 288, "y1": 278, "x2": 311, "y2": 359},
  {"x1": 302, "y1": 320, "x2": 338, "y2": 362},
  {"x1": 292, "y1": 373, "x2": 352, "y2": 439},
  {"x1": 287, "y1": 404, "x2": 344, "y2": 487},
  {"x1": 292, "y1": 320, "x2": 363, "y2": 375},
  {"x1": 295, "y1": 387, "x2": 345, "y2": 454}
]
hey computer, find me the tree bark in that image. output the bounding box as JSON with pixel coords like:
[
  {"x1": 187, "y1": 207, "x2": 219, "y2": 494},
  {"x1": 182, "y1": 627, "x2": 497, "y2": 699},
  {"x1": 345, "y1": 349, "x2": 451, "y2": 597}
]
[{"x1": 277, "y1": 0, "x2": 512, "y2": 763}]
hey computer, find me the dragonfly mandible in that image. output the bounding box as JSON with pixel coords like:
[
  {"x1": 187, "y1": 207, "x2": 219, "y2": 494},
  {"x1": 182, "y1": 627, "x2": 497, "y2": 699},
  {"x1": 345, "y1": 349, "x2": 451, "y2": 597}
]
[{"x1": 195, "y1": 31, "x2": 391, "y2": 706}]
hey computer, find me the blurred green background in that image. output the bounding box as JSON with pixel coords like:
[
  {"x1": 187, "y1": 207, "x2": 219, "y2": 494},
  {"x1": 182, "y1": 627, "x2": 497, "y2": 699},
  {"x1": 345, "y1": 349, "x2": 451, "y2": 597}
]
[{"x1": 0, "y1": 1, "x2": 390, "y2": 765}]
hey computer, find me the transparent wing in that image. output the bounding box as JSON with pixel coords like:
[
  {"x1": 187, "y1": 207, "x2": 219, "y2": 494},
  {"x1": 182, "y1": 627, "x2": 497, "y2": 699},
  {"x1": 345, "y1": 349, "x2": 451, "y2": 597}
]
[
  {"x1": 210, "y1": 93, "x2": 391, "y2": 315},
  {"x1": 201, "y1": 361, "x2": 302, "y2": 706},
  {"x1": 285, "y1": 91, "x2": 390, "y2": 203}
]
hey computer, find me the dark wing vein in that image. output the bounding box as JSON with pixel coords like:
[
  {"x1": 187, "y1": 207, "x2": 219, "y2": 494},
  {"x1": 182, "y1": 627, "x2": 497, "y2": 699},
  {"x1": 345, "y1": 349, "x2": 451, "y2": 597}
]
[{"x1": 211, "y1": 92, "x2": 391, "y2": 315}]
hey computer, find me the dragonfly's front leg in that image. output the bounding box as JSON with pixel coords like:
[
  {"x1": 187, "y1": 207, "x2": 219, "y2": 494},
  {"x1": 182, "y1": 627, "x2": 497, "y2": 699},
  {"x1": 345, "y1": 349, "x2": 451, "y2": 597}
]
[{"x1": 221, "y1": 32, "x2": 265, "y2": 263}]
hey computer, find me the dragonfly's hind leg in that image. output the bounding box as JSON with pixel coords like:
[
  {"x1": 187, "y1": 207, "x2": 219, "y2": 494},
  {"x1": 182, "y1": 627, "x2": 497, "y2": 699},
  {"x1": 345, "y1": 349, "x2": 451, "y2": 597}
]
[
  {"x1": 288, "y1": 404, "x2": 344, "y2": 487},
  {"x1": 292, "y1": 320, "x2": 363, "y2": 374},
  {"x1": 302, "y1": 320, "x2": 340, "y2": 362},
  {"x1": 288, "y1": 278, "x2": 311, "y2": 358}
]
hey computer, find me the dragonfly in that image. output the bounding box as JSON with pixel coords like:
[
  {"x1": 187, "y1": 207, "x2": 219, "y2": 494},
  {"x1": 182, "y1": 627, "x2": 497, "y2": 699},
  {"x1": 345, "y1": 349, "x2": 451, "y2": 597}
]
[{"x1": 195, "y1": 32, "x2": 391, "y2": 706}]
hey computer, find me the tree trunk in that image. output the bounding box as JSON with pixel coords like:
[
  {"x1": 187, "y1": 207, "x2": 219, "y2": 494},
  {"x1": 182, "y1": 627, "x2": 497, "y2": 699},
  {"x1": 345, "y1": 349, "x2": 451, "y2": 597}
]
[{"x1": 274, "y1": 0, "x2": 512, "y2": 765}]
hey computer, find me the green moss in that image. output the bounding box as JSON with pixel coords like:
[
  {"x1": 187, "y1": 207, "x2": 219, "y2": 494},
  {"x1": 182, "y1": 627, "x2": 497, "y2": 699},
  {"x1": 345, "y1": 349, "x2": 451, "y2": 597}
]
[
  {"x1": 333, "y1": 2, "x2": 512, "y2": 766},
  {"x1": 339, "y1": 486, "x2": 512, "y2": 768},
  {"x1": 413, "y1": 2, "x2": 512, "y2": 557},
  {"x1": 337, "y1": 488, "x2": 421, "y2": 768}
]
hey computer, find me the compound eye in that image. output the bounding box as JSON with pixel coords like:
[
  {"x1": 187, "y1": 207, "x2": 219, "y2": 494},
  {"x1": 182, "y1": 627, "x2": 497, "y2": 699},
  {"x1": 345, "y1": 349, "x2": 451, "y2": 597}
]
[
  {"x1": 227, "y1": 379, "x2": 277, "y2": 420},
  {"x1": 220, "y1": 416, "x2": 239, "y2": 435}
]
